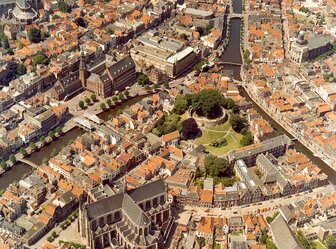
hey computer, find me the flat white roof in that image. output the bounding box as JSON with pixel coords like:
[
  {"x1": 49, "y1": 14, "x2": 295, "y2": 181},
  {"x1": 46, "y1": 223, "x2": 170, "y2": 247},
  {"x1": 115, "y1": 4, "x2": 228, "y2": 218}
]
[{"x1": 167, "y1": 47, "x2": 194, "y2": 64}]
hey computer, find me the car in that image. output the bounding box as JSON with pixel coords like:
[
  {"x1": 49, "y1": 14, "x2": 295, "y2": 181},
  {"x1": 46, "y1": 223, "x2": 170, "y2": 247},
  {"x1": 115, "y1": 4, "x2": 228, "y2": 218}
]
[
  {"x1": 205, "y1": 209, "x2": 210, "y2": 213},
  {"x1": 233, "y1": 211, "x2": 238, "y2": 214}
]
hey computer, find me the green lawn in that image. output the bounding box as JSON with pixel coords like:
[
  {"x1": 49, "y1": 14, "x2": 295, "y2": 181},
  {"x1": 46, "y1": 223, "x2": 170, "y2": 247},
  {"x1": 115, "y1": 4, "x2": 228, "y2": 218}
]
[
  {"x1": 195, "y1": 116, "x2": 243, "y2": 156},
  {"x1": 195, "y1": 129, "x2": 227, "y2": 145},
  {"x1": 205, "y1": 133, "x2": 243, "y2": 156}
]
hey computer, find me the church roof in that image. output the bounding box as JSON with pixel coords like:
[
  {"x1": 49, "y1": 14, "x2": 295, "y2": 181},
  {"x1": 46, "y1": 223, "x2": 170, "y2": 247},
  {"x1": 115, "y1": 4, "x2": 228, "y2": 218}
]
[
  {"x1": 122, "y1": 194, "x2": 150, "y2": 227},
  {"x1": 86, "y1": 179, "x2": 166, "y2": 220}
]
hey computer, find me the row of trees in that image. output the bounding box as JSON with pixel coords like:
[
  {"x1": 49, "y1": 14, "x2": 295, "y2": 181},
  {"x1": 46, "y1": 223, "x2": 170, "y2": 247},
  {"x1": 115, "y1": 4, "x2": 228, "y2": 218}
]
[
  {"x1": 78, "y1": 91, "x2": 131, "y2": 110},
  {"x1": 78, "y1": 94, "x2": 97, "y2": 109}
]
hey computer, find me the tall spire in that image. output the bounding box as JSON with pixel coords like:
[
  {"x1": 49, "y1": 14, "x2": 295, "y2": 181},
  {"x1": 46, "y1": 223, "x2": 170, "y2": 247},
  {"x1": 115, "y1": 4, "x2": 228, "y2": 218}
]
[{"x1": 79, "y1": 48, "x2": 87, "y2": 88}]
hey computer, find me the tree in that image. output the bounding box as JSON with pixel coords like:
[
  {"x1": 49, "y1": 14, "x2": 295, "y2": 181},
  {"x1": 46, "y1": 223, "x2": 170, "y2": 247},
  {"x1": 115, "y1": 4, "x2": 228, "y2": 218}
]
[
  {"x1": 39, "y1": 136, "x2": 46, "y2": 143},
  {"x1": 240, "y1": 132, "x2": 254, "y2": 147},
  {"x1": 180, "y1": 33, "x2": 188, "y2": 40},
  {"x1": 230, "y1": 114, "x2": 247, "y2": 133},
  {"x1": 163, "y1": 82, "x2": 169, "y2": 89},
  {"x1": 2, "y1": 36, "x2": 9, "y2": 50},
  {"x1": 107, "y1": 28, "x2": 114, "y2": 35},
  {"x1": 181, "y1": 118, "x2": 199, "y2": 139},
  {"x1": 106, "y1": 99, "x2": 112, "y2": 106},
  {"x1": 326, "y1": 235, "x2": 336, "y2": 249},
  {"x1": 42, "y1": 157, "x2": 49, "y2": 165},
  {"x1": 74, "y1": 17, "x2": 87, "y2": 28},
  {"x1": 192, "y1": 89, "x2": 224, "y2": 118},
  {"x1": 58, "y1": 0, "x2": 72, "y2": 13},
  {"x1": 266, "y1": 240, "x2": 278, "y2": 249},
  {"x1": 28, "y1": 27, "x2": 42, "y2": 43},
  {"x1": 296, "y1": 231, "x2": 316, "y2": 249},
  {"x1": 32, "y1": 54, "x2": 49, "y2": 66},
  {"x1": 222, "y1": 98, "x2": 235, "y2": 109},
  {"x1": 55, "y1": 126, "x2": 62, "y2": 133},
  {"x1": 47, "y1": 236, "x2": 53, "y2": 243},
  {"x1": 221, "y1": 177, "x2": 238, "y2": 187},
  {"x1": 52, "y1": 14, "x2": 60, "y2": 20},
  {"x1": 51, "y1": 231, "x2": 57, "y2": 238},
  {"x1": 20, "y1": 148, "x2": 27, "y2": 157},
  {"x1": 173, "y1": 95, "x2": 189, "y2": 115},
  {"x1": 152, "y1": 113, "x2": 182, "y2": 136},
  {"x1": 112, "y1": 96, "x2": 118, "y2": 102},
  {"x1": 17, "y1": 40, "x2": 24, "y2": 49},
  {"x1": 117, "y1": 109, "x2": 123, "y2": 115},
  {"x1": 90, "y1": 94, "x2": 97, "y2": 102},
  {"x1": 232, "y1": 105, "x2": 240, "y2": 114},
  {"x1": 259, "y1": 234, "x2": 268, "y2": 244},
  {"x1": 85, "y1": 97, "x2": 91, "y2": 105},
  {"x1": 78, "y1": 100, "x2": 85, "y2": 109},
  {"x1": 100, "y1": 102, "x2": 106, "y2": 110},
  {"x1": 118, "y1": 93, "x2": 125, "y2": 100},
  {"x1": 29, "y1": 142, "x2": 37, "y2": 151},
  {"x1": 0, "y1": 161, "x2": 7, "y2": 170},
  {"x1": 48, "y1": 131, "x2": 55, "y2": 138},
  {"x1": 197, "y1": 237, "x2": 206, "y2": 248},
  {"x1": 138, "y1": 74, "x2": 149, "y2": 86},
  {"x1": 17, "y1": 63, "x2": 26, "y2": 76},
  {"x1": 9, "y1": 154, "x2": 16, "y2": 164},
  {"x1": 124, "y1": 90, "x2": 130, "y2": 97},
  {"x1": 204, "y1": 155, "x2": 230, "y2": 178}
]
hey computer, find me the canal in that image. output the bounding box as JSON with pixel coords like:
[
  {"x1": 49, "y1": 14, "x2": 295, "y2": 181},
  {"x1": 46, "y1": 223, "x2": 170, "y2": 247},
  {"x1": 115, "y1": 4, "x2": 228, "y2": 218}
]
[
  {"x1": 221, "y1": 0, "x2": 336, "y2": 183},
  {"x1": 220, "y1": 0, "x2": 243, "y2": 80},
  {"x1": 0, "y1": 95, "x2": 149, "y2": 189},
  {"x1": 239, "y1": 87, "x2": 336, "y2": 184}
]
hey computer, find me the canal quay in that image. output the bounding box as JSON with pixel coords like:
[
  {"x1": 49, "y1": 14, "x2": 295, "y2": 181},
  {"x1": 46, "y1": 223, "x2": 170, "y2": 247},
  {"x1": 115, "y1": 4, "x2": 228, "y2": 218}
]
[
  {"x1": 220, "y1": 0, "x2": 336, "y2": 183},
  {"x1": 0, "y1": 95, "x2": 147, "y2": 190}
]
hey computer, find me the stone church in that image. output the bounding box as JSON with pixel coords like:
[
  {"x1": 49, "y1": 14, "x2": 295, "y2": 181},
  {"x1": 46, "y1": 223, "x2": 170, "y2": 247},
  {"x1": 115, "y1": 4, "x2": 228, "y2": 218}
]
[{"x1": 78, "y1": 179, "x2": 173, "y2": 249}]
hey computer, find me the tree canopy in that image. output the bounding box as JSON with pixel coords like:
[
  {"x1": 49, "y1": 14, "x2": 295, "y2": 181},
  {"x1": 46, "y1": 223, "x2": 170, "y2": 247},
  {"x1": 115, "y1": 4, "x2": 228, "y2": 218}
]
[
  {"x1": 192, "y1": 89, "x2": 224, "y2": 119},
  {"x1": 58, "y1": 0, "x2": 72, "y2": 13},
  {"x1": 17, "y1": 63, "x2": 27, "y2": 76},
  {"x1": 152, "y1": 113, "x2": 182, "y2": 136},
  {"x1": 181, "y1": 118, "x2": 199, "y2": 139},
  {"x1": 138, "y1": 74, "x2": 149, "y2": 86},
  {"x1": 32, "y1": 54, "x2": 49, "y2": 66},
  {"x1": 28, "y1": 27, "x2": 42, "y2": 43},
  {"x1": 173, "y1": 95, "x2": 189, "y2": 115},
  {"x1": 240, "y1": 132, "x2": 254, "y2": 147},
  {"x1": 230, "y1": 114, "x2": 247, "y2": 133},
  {"x1": 204, "y1": 155, "x2": 230, "y2": 178},
  {"x1": 326, "y1": 235, "x2": 336, "y2": 249}
]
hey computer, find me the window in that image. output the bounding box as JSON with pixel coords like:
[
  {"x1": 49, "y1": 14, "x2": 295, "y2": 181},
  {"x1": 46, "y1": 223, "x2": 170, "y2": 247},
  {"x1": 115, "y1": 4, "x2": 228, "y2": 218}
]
[
  {"x1": 91, "y1": 220, "x2": 97, "y2": 230},
  {"x1": 107, "y1": 214, "x2": 113, "y2": 224},
  {"x1": 160, "y1": 195, "x2": 165, "y2": 204},
  {"x1": 153, "y1": 197, "x2": 158, "y2": 207},
  {"x1": 115, "y1": 211, "x2": 121, "y2": 221},
  {"x1": 145, "y1": 200, "x2": 151, "y2": 210},
  {"x1": 99, "y1": 217, "x2": 104, "y2": 227}
]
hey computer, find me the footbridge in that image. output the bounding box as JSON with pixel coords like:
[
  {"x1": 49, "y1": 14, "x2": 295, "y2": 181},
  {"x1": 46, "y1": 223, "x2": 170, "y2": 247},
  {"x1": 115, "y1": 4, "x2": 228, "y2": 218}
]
[{"x1": 19, "y1": 159, "x2": 39, "y2": 168}]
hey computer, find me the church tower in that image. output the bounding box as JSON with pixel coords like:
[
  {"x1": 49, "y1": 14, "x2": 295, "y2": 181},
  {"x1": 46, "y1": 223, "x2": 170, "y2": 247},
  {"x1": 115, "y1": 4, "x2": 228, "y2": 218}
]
[{"x1": 79, "y1": 50, "x2": 88, "y2": 88}]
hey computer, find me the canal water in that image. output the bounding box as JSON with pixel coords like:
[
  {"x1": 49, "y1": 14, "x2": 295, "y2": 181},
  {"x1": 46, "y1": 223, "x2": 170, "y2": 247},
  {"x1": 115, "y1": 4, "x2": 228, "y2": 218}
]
[
  {"x1": 0, "y1": 95, "x2": 148, "y2": 189},
  {"x1": 220, "y1": 0, "x2": 243, "y2": 81},
  {"x1": 239, "y1": 87, "x2": 336, "y2": 184},
  {"x1": 221, "y1": 0, "x2": 336, "y2": 183}
]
